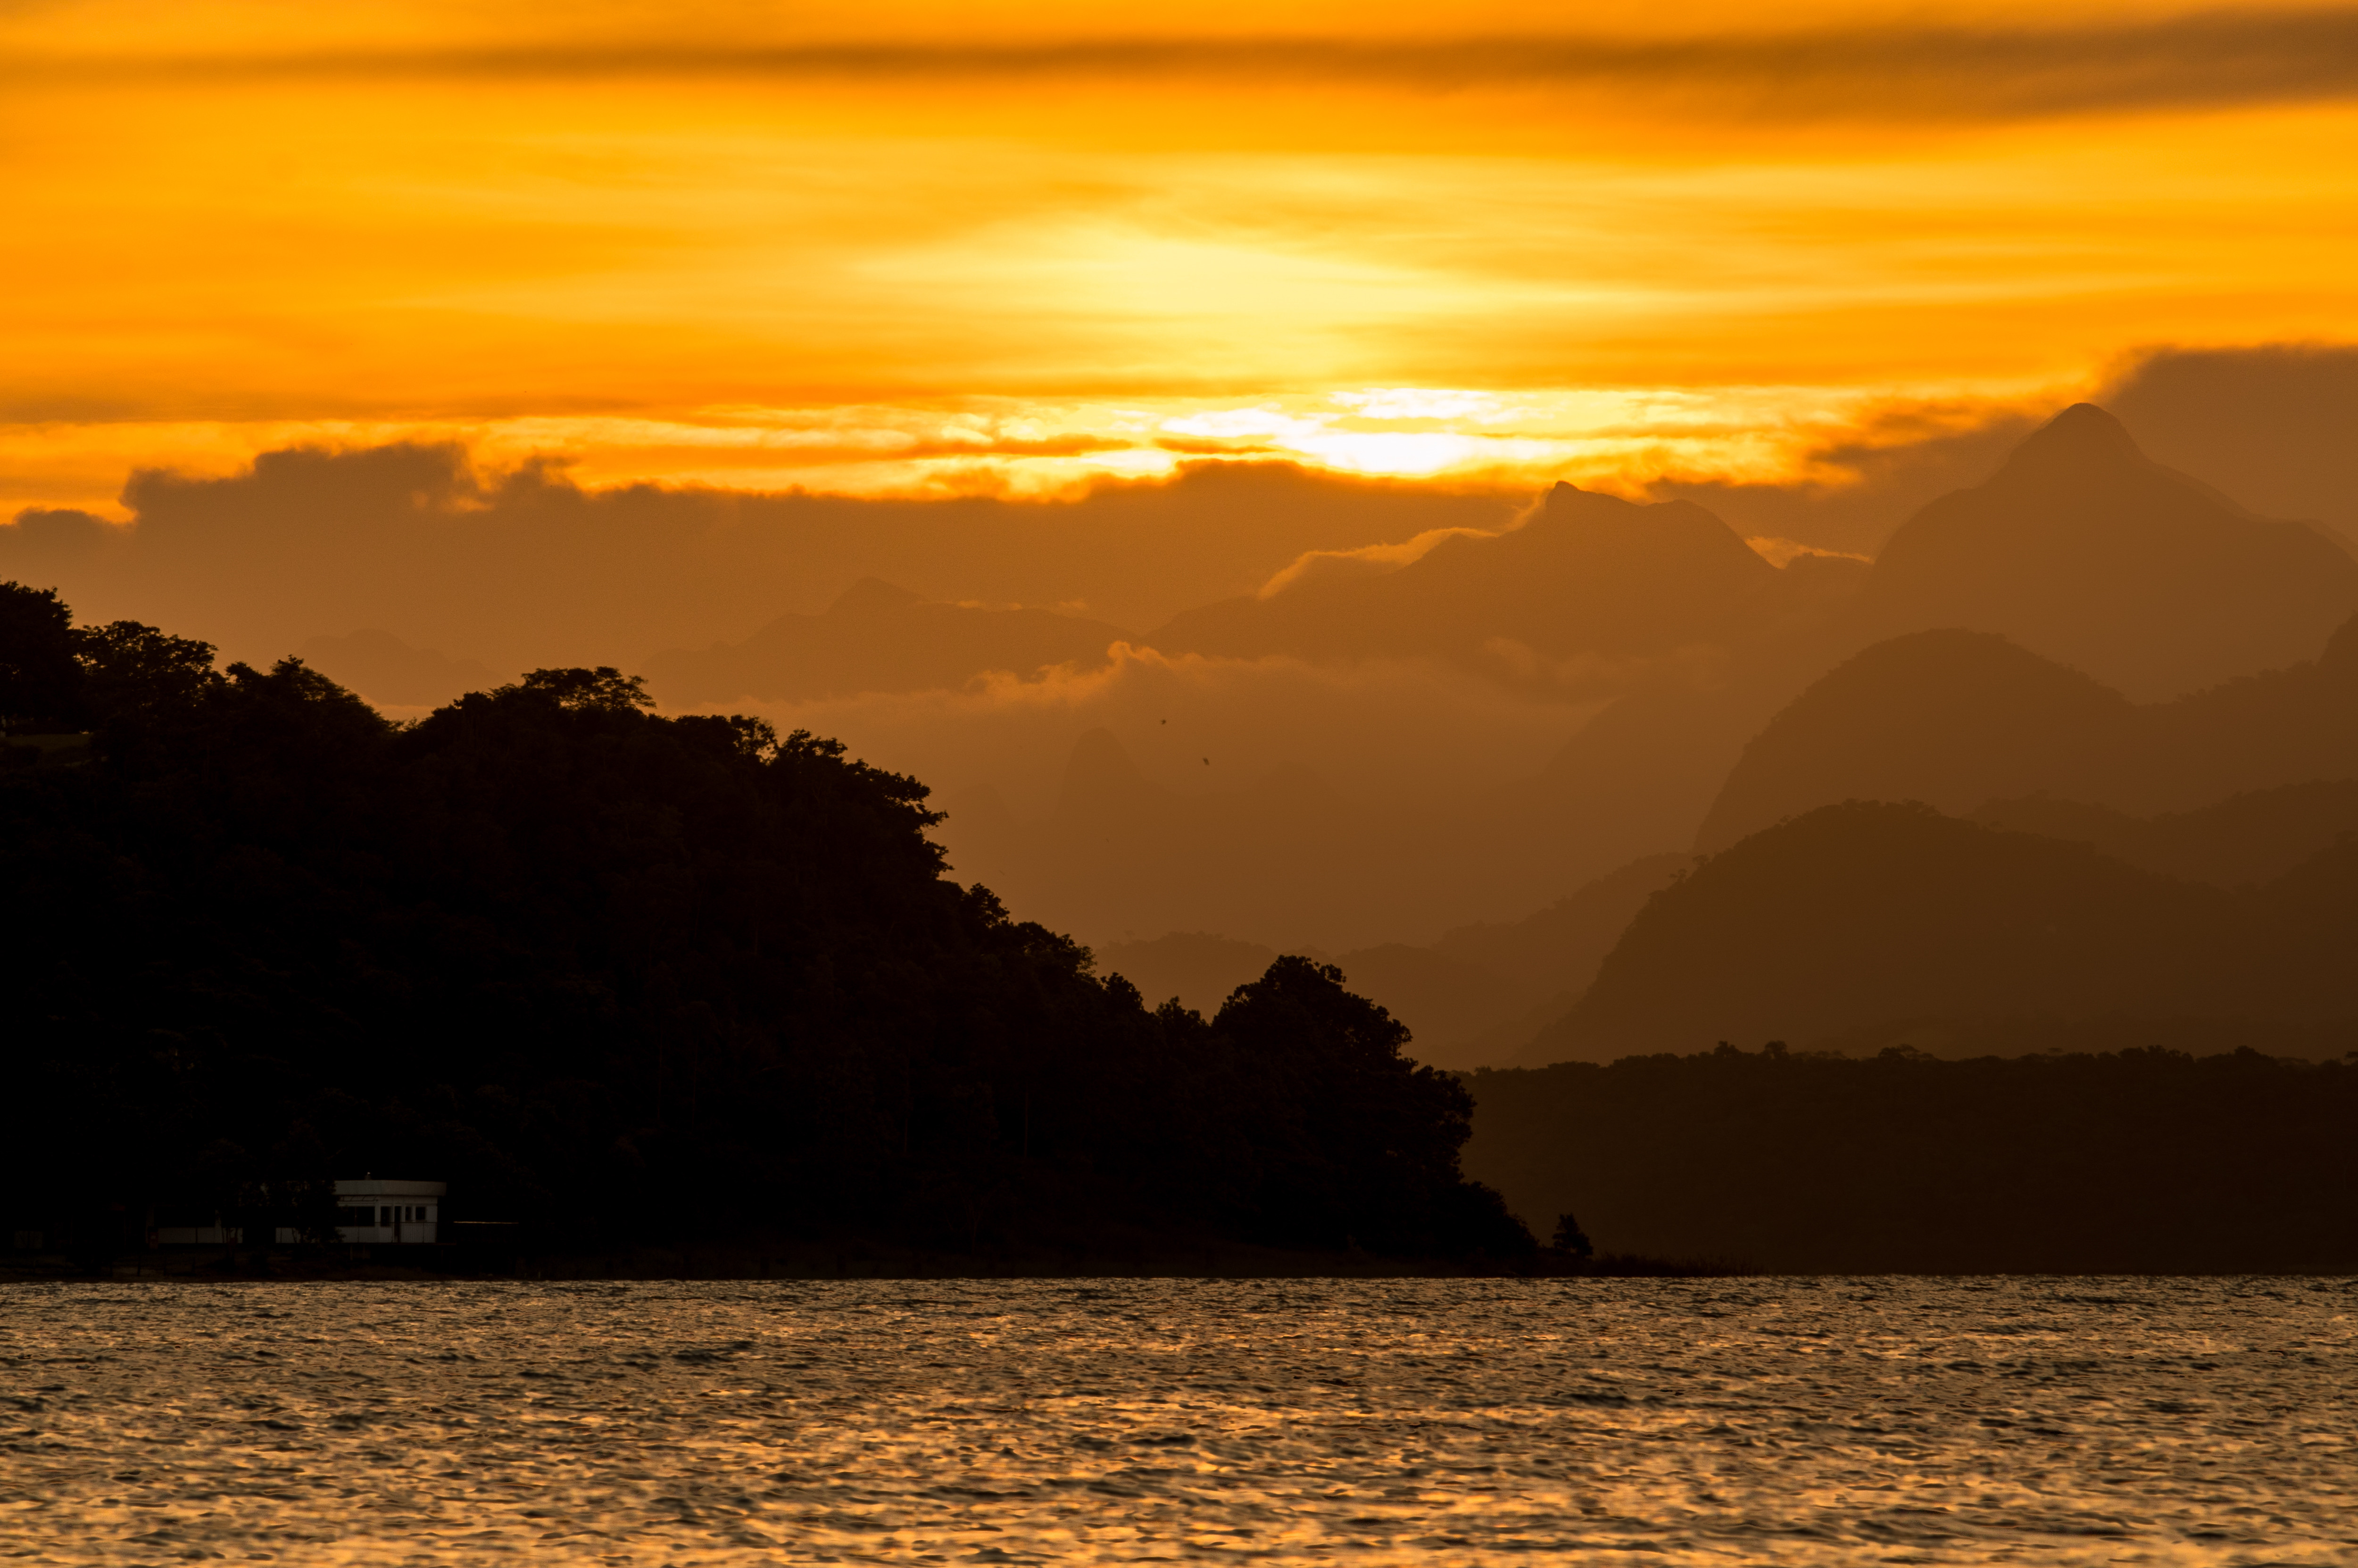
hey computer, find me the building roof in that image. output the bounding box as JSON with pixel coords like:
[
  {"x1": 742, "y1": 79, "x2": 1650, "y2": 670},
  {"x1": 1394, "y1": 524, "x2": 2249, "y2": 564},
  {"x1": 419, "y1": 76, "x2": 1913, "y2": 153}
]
[{"x1": 332, "y1": 1178, "x2": 447, "y2": 1197}]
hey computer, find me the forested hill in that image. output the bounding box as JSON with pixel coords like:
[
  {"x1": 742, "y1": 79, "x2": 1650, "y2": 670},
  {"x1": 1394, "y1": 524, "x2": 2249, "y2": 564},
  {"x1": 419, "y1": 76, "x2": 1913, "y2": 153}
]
[
  {"x1": 0, "y1": 582, "x2": 1530, "y2": 1264},
  {"x1": 1467, "y1": 1045, "x2": 2358, "y2": 1273}
]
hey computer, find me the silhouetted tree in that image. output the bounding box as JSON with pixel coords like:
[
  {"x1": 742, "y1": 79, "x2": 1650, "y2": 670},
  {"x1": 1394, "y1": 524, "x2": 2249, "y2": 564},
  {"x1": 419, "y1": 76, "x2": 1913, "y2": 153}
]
[
  {"x1": 1210, "y1": 956, "x2": 1530, "y2": 1257},
  {"x1": 0, "y1": 582, "x2": 84, "y2": 732},
  {"x1": 0, "y1": 588, "x2": 1530, "y2": 1265},
  {"x1": 1549, "y1": 1212, "x2": 1594, "y2": 1260},
  {"x1": 76, "y1": 620, "x2": 220, "y2": 728}
]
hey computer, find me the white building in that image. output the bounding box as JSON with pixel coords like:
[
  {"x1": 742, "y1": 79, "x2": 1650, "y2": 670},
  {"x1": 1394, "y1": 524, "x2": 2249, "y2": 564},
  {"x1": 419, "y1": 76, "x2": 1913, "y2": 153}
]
[
  {"x1": 334, "y1": 1178, "x2": 444, "y2": 1244},
  {"x1": 150, "y1": 1178, "x2": 447, "y2": 1245}
]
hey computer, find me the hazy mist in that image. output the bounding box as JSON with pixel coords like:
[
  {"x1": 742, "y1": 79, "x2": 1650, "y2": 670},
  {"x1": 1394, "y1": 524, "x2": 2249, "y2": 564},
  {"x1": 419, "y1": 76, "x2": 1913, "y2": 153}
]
[{"x1": 10, "y1": 342, "x2": 2358, "y2": 1069}]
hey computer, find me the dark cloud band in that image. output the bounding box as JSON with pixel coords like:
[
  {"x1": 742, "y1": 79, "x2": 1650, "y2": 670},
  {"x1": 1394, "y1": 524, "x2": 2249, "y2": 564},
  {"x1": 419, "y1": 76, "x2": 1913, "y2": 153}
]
[{"x1": 17, "y1": 12, "x2": 2358, "y2": 121}]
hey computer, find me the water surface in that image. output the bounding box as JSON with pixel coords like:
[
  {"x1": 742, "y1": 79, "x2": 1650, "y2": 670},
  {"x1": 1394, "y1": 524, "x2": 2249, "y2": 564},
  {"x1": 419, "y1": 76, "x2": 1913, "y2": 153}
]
[{"x1": 2, "y1": 1277, "x2": 2352, "y2": 1564}]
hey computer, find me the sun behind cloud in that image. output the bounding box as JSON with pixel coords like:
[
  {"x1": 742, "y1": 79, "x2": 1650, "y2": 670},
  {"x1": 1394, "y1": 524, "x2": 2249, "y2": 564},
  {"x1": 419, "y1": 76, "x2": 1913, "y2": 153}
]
[{"x1": 7, "y1": 0, "x2": 2358, "y2": 511}]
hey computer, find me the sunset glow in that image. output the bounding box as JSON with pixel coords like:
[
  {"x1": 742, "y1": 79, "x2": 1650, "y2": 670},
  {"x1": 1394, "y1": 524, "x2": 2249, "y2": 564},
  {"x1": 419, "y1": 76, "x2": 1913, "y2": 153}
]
[{"x1": 8, "y1": 1, "x2": 2358, "y2": 513}]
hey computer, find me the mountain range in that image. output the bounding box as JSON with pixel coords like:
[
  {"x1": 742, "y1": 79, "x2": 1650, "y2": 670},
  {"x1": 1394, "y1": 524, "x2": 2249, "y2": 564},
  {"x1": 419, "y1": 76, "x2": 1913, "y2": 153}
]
[
  {"x1": 810, "y1": 401, "x2": 2358, "y2": 1062},
  {"x1": 1857, "y1": 402, "x2": 2358, "y2": 699},
  {"x1": 1519, "y1": 793, "x2": 2358, "y2": 1066},
  {"x1": 1696, "y1": 608, "x2": 2358, "y2": 851},
  {"x1": 32, "y1": 396, "x2": 2358, "y2": 1070},
  {"x1": 1142, "y1": 484, "x2": 1854, "y2": 686},
  {"x1": 645, "y1": 578, "x2": 1133, "y2": 705},
  {"x1": 1506, "y1": 586, "x2": 2358, "y2": 1065},
  {"x1": 1093, "y1": 852, "x2": 1684, "y2": 1069}
]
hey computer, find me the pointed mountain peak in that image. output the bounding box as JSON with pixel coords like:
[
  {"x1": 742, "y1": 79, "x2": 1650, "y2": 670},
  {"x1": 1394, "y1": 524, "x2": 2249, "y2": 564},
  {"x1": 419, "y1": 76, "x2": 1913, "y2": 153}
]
[
  {"x1": 827, "y1": 577, "x2": 925, "y2": 616},
  {"x1": 1992, "y1": 402, "x2": 2145, "y2": 485},
  {"x1": 1529, "y1": 477, "x2": 1764, "y2": 569},
  {"x1": 1532, "y1": 481, "x2": 1661, "y2": 537},
  {"x1": 1542, "y1": 481, "x2": 1636, "y2": 513}
]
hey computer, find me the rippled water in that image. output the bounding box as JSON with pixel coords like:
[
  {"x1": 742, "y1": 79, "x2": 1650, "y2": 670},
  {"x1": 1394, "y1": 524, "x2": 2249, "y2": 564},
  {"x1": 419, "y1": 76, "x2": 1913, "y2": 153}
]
[{"x1": 2, "y1": 1277, "x2": 2353, "y2": 1565}]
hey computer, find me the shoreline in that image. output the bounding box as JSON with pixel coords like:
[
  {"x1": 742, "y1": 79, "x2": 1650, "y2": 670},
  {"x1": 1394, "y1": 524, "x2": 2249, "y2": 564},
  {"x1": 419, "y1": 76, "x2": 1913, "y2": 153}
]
[{"x1": 0, "y1": 1236, "x2": 1748, "y2": 1284}]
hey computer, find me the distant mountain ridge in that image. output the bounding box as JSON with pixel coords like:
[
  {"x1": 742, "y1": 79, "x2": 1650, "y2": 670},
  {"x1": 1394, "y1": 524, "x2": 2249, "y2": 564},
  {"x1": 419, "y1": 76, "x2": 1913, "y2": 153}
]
[
  {"x1": 646, "y1": 578, "x2": 1130, "y2": 705},
  {"x1": 1697, "y1": 611, "x2": 2358, "y2": 850},
  {"x1": 1145, "y1": 482, "x2": 1860, "y2": 686},
  {"x1": 670, "y1": 400, "x2": 2358, "y2": 973},
  {"x1": 1518, "y1": 797, "x2": 2358, "y2": 1066},
  {"x1": 1692, "y1": 628, "x2": 2135, "y2": 850},
  {"x1": 1091, "y1": 852, "x2": 1686, "y2": 1070},
  {"x1": 1508, "y1": 400, "x2": 2358, "y2": 910},
  {"x1": 1858, "y1": 402, "x2": 2358, "y2": 699},
  {"x1": 1971, "y1": 780, "x2": 2358, "y2": 888}
]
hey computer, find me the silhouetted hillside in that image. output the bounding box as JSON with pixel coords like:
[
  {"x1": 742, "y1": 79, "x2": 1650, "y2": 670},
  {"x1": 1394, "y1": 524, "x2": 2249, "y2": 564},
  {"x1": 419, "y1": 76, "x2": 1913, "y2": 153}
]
[
  {"x1": 1520, "y1": 800, "x2": 2358, "y2": 1065},
  {"x1": 645, "y1": 578, "x2": 1131, "y2": 705},
  {"x1": 1973, "y1": 780, "x2": 2358, "y2": 888},
  {"x1": 0, "y1": 582, "x2": 1530, "y2": 1265},
  {"x1": 2120, "y1": 612, "x2": 2358, "y2": 808},
  {"x1": 1860, "y1": 402, "x2": 2358, "y2": 699},
  {"x1": 21, "y1": 407, "x2": 2352, "y2": 974},
  {"x1": 1094, "y1": 935, "x2": 1530, "y2": 1073},
  {"x1": 1422, "y1": 853, "x2": 1690, "y2": 1063},
  {"x1": 1091, "y1": 855, "x2": 1687, "y2": 1069},
  {"x1": 1528, "y1": 802, "x2": 2238, "y2": 1062},
  {"x1": 1428, "y1": 852, "x2": 1688, "y2": 979},
  {"x1": 945, "y1": 403, "x2": 2358, "y2": 955},
  {"x1": 1465, "y1": 1045, "x2": 2358, "y2": 1273},
  {"x1": 1511, "y1": 673, "x2": 1792, "y2": 889},
  {"x1": 1694, "y1": 629, "x2": 2134, "y2": 850},
  {"x1": 1144, "y1": 482, "x2": 1841, "y2": 685},
  {"x1": 1514, "y1": 401, "x2": 2358, "y2": 884},
  {"x1": 1697, "y1": 614, "x2": 2358, "y2": 850}
]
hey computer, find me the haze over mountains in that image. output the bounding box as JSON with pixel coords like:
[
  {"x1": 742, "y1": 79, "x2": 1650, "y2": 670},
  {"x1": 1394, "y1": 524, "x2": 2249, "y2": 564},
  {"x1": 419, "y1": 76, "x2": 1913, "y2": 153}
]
[
  {"x1": 9, "y1": 347, "x2": 2358, "y2": 1068},
  {"x1": 1, "y1": 455, "x2": 1518, "y2": 683},
  {"x1": 1063, "y1": 397, "x2": 2358, "y2": 1063},
  {"x1": 1520, "y1": 796, "x2": 2358, "y2": 1067},
  {"x1": 1096, "y1": 853, "x2": 1684, "y2": 1070},
  {"x1": 647, "y1": 579, "x2": 1131, "y2": 707},
  {"x1": 1144, "y1": 484, "x2": 1850, "y2": 686},
  {"x1": 1855, "y1": 402, "x2": 2358, "y2": 699},
  {"x1": 1696, "y1": 615, "x2": 2358, "y2": 852}
]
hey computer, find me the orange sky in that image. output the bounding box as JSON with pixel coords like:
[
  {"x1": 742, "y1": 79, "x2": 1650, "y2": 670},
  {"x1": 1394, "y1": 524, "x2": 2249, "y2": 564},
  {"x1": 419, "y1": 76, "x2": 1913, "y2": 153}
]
[{"x1": 8, "y1": 0, "x2": 2358, "y2": 513}]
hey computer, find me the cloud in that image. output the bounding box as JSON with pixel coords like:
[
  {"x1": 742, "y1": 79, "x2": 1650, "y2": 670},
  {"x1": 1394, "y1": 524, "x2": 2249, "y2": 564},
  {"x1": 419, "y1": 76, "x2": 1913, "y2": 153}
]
[
  {"x1": 1641, "y1": 398, "x2": 2050, "y2": 557},
  {"x1": 719, "y1": 639, "x2": 1588, "y2": 804},
  {"x1": 1744, "y1": 537, "x2": 1875, "y2": 568},
  {"x1": 2101, "y1": 343, "x2": 2358, "y2": 533},
  {"x1": 0, "y1": 442, "x2": 1521, "y2": 671},
  {"x1": 1641, "y1": 346, "x2": 2358, "y2": 556},
  {"x1": 1255, "y1": 523, "x2": 1508, "y2": 599},
  {"x1": 25, "y1": 13, "x2": 2358, "y2": 122}
]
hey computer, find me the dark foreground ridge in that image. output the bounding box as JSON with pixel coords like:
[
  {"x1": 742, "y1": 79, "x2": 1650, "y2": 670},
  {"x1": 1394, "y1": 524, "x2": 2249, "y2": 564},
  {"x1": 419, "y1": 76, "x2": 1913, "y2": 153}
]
[
  {"x1": 1469, "y1": 1042, "x2": 2358, "y2": 1274},
  {"x1": 0, "y1": 583, "x2": 1535, "y2": 1273}
]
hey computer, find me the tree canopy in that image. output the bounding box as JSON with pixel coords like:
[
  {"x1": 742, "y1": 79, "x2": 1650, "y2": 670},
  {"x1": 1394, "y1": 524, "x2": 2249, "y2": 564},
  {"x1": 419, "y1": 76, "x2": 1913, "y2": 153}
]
[{"x1": 0, "y1": 582, "x2": 1530, "y2": 1264}]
